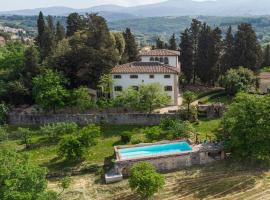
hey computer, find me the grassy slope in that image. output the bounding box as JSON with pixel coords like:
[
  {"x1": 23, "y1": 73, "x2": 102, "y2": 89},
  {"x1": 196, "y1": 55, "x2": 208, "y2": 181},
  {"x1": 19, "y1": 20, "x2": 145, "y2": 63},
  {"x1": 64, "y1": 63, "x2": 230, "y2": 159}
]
[
  {"x1": 49, "y1": 161, "x2": 270, "y2": 200},
  {"x1": 2, "y1": 121, "x2": 220, "y2": 172}
]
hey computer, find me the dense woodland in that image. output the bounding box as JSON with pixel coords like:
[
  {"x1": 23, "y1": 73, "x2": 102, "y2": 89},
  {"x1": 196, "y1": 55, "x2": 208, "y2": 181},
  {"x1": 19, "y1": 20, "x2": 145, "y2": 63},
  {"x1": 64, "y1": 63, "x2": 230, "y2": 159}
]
[
  {"x1": 0, "y1": 12, "x2": 269, "y2": 112},
  {"x1": 1, "y1": 12, "x2": 270, "y2": 200}
]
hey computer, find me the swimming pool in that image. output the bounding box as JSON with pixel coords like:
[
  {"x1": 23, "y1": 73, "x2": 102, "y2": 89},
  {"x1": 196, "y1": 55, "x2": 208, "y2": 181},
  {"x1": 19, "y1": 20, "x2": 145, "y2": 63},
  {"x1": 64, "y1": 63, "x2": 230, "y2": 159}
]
[{"x1": 118, "y1": 141, "x2": 192, "y2": 160}]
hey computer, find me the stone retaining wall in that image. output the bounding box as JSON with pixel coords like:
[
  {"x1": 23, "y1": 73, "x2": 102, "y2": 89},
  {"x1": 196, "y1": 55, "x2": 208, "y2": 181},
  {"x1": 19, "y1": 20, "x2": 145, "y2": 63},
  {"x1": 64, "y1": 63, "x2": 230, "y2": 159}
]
[{"x1": 7, "y1": 113, "x2": 177, "y2": 126}]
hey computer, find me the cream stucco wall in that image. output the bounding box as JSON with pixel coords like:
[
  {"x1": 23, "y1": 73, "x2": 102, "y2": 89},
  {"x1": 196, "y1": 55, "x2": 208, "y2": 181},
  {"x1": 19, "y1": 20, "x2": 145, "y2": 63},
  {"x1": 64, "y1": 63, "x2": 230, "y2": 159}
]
[
  {"x1": 141, "y1": 55, "x2": 179, "y2": 68},
  {"x1": 112, "y1": 73, "x2": 178, "y2": 105}
]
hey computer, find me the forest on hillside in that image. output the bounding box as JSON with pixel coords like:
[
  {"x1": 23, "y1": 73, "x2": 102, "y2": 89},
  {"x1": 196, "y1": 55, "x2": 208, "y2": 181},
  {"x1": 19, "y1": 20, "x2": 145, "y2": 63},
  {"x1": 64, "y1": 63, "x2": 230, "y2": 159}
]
[{"x1": 2, "y1": 15, "x2": 270, "y2": 45}]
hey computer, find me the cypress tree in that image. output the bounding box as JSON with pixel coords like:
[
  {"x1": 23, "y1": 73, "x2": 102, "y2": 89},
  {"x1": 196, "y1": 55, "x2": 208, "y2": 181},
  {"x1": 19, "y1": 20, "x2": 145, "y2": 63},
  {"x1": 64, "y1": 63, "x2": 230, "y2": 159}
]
[
  {"x1": 210, "y1": 27, "x2": 222, "y2": 83},
  {"x1": 197, "y1": 23, "x2": 212, "y2": 84},
  {"x1": 263, "y1": 44, "x2": 270, "y2": 67},
  {"x1": 221, "y1": 26, "x2": 234, "y2": 74},
  {"x1": 190, "y1": 19, "x2": 202, "y2": 84},
  {"x1": 122, "y1": 28, "x2": 138, "y2": 63},
  {"x1": 36, "y1": 12, "x2": 46, "y2": 49},
  {"x1": 169, "y1": 33, "x2": 177, "y2": 50},
  {"x1": 47, "y1": 15, "x2": 55, "y2": 34},
  {"x1": 233, "y1": 23, "x2": 262, "y2": 71},
  {"x1": 56, "y1": 21, "x2": 66, "y2": 42},
  {"x1": 180, "y1": 29, "x2": 193, "y2": 84},
  {"x1": 197, "y1": 24, "x2": 222, "y2": 85}
]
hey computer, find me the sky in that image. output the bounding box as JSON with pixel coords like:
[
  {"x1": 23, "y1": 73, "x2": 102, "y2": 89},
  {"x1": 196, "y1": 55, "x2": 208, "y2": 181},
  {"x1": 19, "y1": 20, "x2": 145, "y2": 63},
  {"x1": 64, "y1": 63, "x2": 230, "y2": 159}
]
[
  {"x1": 0, "y1": 0, "x2": 167, "y2": 11},
  {"x1": 0, "y1": 0, "x2": 211, "y2": 11}
]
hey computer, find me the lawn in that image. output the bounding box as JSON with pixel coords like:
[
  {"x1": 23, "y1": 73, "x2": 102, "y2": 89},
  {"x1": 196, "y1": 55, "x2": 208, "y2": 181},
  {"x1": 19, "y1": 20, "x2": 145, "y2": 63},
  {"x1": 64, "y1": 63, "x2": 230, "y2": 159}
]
[
  {"x1": 193, "y1": 119, "x2": 221, "y2": 142},
  {"x1": 48, "y1": 161, "x2": 270, "y2": 200},
  {"x1": 1, "y1": 120, "x2": 221, "y2": 173}
]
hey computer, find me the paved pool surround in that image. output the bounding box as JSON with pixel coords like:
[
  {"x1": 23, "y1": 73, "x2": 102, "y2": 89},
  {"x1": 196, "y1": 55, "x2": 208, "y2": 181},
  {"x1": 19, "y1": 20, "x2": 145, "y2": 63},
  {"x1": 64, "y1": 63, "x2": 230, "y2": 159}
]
[{"x1": 114, "y1": 140, "x2": 224, "y2": 176}]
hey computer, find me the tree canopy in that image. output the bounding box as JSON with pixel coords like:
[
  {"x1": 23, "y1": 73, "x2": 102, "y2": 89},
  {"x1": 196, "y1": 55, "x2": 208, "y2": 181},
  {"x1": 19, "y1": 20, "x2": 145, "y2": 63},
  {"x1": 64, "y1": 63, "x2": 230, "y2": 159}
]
[{"x1": 220, "y1": 93, "x2": 270, "y2": 163}]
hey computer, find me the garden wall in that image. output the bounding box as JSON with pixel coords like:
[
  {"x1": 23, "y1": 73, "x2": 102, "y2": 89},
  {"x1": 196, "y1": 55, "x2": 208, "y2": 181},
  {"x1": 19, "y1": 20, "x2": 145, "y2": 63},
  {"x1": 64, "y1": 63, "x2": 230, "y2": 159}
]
[{"x1": 7, "y1": 113, "x2": 177, "y2": 126}]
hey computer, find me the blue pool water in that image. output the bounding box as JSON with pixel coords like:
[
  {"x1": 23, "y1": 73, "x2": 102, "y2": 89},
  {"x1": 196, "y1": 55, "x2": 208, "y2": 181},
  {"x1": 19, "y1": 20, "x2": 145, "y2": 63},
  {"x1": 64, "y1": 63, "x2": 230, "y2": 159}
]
[{"x1": 119, "y1": 142, "x2": 192, "y2": 160}]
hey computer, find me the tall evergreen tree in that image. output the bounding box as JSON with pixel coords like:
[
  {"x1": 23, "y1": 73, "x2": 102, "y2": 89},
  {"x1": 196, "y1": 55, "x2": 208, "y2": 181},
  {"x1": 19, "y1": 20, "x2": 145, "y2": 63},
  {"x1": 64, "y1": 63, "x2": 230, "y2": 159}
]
[
  {"x1": 190, "y1": 19, "x2": 202, "y2": 84},
  {"x1": 233, "y1": 23, "x2": 262, "y2": 71},
  {"x1": 180, "y1": 29, "x2": 193, "y2": 84},
  {"x1": 263, "y1": 44, "x2": 270, "y2": 67},
  {"x1": 122, "y1": 28, "x2": 138, "y2": 63},
  {"x1": 210, "y1": 27, "x2": 222, "y2": 83},
  {"x1": 66, "y1": 13, "x2": 84, "y2": 37},
  {"x1": 36, "y1": 12, "x2": 46, "y2": 50},
  {"x1": 169, "y1": 33, "x2": 177, "y2": 50},
  {"x1": 221, "y1": 26, "x2": 234, "y2": 74},
  {"x1": 21, "y1": 45, "x2": 40, "y2": 88},
  {"x1": 197, "y1": 23, "x2": 212, "y2": 84},
  {"x1": 56, "y1": 21, "x2": 66, "y2": 42},
  {"x1": 47, "y1": 15, "x2": 55, "y2": 34},
  {"x1": 197, "y1": 24, "x2": 221, "y2": 85}
]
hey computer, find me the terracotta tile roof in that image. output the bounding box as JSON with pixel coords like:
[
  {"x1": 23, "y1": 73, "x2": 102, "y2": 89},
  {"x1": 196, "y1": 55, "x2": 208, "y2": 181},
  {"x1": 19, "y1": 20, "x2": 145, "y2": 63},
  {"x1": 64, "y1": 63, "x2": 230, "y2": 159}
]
[
  {"x1": 111, "y1": 62, "x2": 180, "y2": 74},
  {"x1": 140, "y1": 49, "x2": 180, "y2": 56}
]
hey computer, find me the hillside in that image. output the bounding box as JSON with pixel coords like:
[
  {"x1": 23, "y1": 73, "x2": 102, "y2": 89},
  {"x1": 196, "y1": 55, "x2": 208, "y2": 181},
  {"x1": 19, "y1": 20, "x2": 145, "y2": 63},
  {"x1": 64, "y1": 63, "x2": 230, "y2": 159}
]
[
  {"x1": 2, "y1": 15, "x2": 270, "y2": 45},
  {"x1": 1, "y1": 0, "x2": 270, "y2": 17},
  {"x1": 109, "y1": 16, "x2": 270, "y2": 45}
]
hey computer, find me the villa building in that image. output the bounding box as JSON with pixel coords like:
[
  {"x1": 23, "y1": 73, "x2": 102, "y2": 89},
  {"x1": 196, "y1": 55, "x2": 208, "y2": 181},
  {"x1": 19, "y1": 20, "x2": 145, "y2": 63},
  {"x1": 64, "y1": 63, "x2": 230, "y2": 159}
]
[{"x1": 111, "y1": 49, "x2": 181, "y2": 105}]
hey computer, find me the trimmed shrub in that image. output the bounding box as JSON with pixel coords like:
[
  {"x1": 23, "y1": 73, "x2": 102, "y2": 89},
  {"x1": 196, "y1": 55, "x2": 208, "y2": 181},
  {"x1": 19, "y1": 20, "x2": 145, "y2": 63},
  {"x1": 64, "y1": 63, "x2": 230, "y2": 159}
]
[
  {"x1": 58, "y1": 136, "x2": 84, "y2": 161},
  {"x1": 143, "y1": 126, "x2": 163, "y2": 142},
  {"x1": 120, "y1": 131, "x2": 132, "y2": 144},
  {"x1": 129, "y1": 162, "x2": 165, "y2": 199}
]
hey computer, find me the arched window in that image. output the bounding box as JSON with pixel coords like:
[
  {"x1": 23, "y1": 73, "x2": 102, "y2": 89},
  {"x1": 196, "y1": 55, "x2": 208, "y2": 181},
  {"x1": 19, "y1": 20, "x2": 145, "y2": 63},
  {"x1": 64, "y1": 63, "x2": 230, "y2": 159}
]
[
  {"x1": 155, "y1": 57, "x2": 159, "y2": 62},
  {"x1": 150, "y1": 57, "x2": 154, "y2": 61},
  {"x1": 164, "y1": 57, "x2": 169, "y2": 64},
  {"x1": 159, "y1": 57, "x2": 164, "y2": 63}
]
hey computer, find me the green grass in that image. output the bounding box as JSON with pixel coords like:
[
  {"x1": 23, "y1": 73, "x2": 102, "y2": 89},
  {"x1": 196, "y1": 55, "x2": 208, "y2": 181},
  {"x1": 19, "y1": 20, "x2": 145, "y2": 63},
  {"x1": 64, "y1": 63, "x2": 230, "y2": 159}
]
[
  {"x1": 207, "y1": 95, "x2": 234, "y2": 105},
  {"x1": 193, "y1": 119, "x2": 221, "y2": 142},
  {"x1": 261, "y1": 66, "x2": 270, "y2": 72},
  {"x1": 1, "y1": 121, "x2": 221, "y2": 173}
]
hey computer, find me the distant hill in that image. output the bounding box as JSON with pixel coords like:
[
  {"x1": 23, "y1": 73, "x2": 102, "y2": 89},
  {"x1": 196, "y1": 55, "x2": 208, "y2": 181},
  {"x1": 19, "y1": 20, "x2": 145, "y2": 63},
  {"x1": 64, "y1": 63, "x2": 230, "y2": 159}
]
[
  {"x1": 0, "y1": 6, "x2": 137, "y2": 22},
  {"x1": 1, "y1": 0, "x2": 270, "y2": 17},
  {"x1": 108, "y1": 16, "x2": 270, "y2": 45}
]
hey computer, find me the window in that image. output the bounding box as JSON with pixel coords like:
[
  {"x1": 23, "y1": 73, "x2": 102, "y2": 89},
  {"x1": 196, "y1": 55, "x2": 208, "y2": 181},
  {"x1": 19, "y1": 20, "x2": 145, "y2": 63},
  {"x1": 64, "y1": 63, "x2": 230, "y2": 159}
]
[
  {"x1": 132, "y1": 86, "x2": 139, "y2": 91},
  {"x1": 114, "y1": 86, "x2": 122, "y2": 92},
  {"x1": 130, "y1": 75, "x2": 138, "y2": 79},
  {"x1": 114, "y1": 75, "x2": 121, "y2": 79},
  {"x1": 164, "y1": 75, "x2": 171, "y2": 79},
  {"x1": 150, "y1": 57, "x2": 155, "y2": 61},
  {"x1": 164, "y1": 86, "x2": 173, "y2": 91},
  {"x1": 164, "y1": 57, "x2": 169, "y2": 64},
  {"x1": 159, "y1": 57, "x2": 164, "y2": 63},
  {"x1": 155, "y1": 57, "x2": 159, "y2": 61},
  {"x1": 149, "y1": 75, "x2": 155, "y2": 79}
]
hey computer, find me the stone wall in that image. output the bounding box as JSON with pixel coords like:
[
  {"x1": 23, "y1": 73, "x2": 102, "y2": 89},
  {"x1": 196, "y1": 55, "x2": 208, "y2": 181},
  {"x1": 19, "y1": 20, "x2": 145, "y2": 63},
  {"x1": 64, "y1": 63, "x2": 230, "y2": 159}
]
[
  {"x1": 116, "y1": 153, "x2": 192, "y2": 176},
  {"x1": 7, "y1": 113, "x2": 177, "y2": 126}
]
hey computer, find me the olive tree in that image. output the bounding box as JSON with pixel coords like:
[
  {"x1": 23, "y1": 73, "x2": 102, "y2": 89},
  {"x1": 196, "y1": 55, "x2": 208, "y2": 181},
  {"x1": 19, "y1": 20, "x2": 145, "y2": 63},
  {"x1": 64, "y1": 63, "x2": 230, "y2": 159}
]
[
  {"x1": 0, "y1": 148, "x2": 56, "y2": 200},
  {"x1": 129, "y1": 162, "x2": 165, "y2": 199}
]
